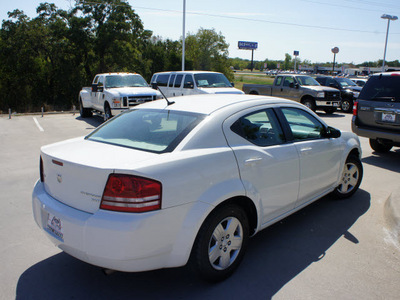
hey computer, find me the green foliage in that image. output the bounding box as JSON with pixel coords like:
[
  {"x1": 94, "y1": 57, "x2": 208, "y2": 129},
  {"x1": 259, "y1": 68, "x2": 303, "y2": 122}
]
[{"x1": 185, "y1": 28, "x2": 234, "y2": 81}]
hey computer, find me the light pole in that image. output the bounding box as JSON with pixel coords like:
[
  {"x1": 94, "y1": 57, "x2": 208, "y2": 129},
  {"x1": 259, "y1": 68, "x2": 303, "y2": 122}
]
[
  {"x1": 182, "y1": 0, "x2": 186, "y2": 71},
  {"x1": 381, "y1": 14, "x2": 398, "y2": 72}
]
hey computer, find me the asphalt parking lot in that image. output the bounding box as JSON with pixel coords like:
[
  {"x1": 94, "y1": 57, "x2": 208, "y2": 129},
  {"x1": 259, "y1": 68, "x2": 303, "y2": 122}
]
[{"x1": 0, "y1": 111, "x2": 399, "y2": 300}]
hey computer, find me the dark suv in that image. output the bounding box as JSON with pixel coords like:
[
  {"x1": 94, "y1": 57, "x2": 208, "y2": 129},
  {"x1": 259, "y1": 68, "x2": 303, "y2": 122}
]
[
  {"x1": 352, "y1": 72, "x2": 400, "y2": 152},
  {"x1": 316, "y1": 76, "x2": 362, "y2": 113}
]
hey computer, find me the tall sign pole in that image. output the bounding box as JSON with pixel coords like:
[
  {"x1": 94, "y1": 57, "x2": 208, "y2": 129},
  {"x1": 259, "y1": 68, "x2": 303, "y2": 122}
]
[
  {"x1": 238, "y1": 41, "x2": 258, "y2": 72},
  {"x1": 331, "y1": 47, "x2": 339, "y2": 75},
  {"x1": 293, "y1": 51, "x2": 299, "y2": 72},
  {"x1": 182, "y1": 0, "x2": 186, "y2": 71}
]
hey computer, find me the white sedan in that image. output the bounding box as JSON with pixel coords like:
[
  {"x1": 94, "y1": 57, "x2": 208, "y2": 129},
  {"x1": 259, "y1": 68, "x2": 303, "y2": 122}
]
[{"x1": 32, "y1": 94, "x2": 363, "y2": 281}]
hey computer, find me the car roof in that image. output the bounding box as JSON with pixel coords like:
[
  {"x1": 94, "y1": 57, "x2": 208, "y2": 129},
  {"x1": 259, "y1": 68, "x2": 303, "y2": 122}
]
[
  {"x1": 153, "y1": 71, "x2": 223, "y2": 75},
  {"x1": 97, "y1": 73, "x2": 141, "y2": 76},
  {"x1": 371, "y1": 72, "x2": 400, "y2": 77},
  {"x1": 134, "y1": 94, "x2": 300, "y2": 115}
]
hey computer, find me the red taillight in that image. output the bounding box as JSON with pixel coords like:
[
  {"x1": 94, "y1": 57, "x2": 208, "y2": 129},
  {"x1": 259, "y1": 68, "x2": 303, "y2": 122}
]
[
  {"x1": 100, "y1": 174, "x2": 162, "y2": 213},
  {"x1": 40, "y1": 156, "x2": 44, "y2": 182},
  {"x1": 353, "y1": 101, "x2": 358, "y2": 116}
]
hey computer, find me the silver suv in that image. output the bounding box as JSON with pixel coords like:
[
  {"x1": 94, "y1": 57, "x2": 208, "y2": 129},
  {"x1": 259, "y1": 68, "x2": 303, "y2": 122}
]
[{"x1": 352, "y1": 72, "x2": 400, "y2": 152}]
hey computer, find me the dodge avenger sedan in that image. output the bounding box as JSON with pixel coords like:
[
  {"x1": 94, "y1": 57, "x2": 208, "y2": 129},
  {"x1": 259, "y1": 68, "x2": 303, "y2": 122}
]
[{"x1": 32, "y1": 94, "x2": 363, "y2": 282}]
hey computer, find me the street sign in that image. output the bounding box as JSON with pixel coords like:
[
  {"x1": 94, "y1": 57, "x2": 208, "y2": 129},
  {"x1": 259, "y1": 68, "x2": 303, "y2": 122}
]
[
  {"x1": 238, "y1": 41, "x2": 258, "y2": 50},
  {"x1": 331, "y1": 47, "x2": 339, "y2": 54},
  {"x1": 293, "y1": 51, "x2": 299, "y2": 56}
]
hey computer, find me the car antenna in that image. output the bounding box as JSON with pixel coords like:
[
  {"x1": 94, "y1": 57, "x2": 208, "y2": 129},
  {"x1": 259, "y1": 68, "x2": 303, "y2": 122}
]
[{"x1": 152, "y1": 83, "x2": 175, "y2": 106}]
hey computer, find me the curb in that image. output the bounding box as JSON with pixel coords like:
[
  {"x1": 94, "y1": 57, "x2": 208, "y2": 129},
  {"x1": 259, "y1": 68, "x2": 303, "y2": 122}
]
[{"x1": 385, "y1": 187, "x2": 400, "y2": 245}]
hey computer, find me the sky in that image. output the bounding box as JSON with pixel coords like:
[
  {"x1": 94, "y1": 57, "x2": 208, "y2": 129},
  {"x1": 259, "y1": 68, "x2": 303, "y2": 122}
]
[{"x1": 1, "y1": 0, "x2": 400, "y2": 65}]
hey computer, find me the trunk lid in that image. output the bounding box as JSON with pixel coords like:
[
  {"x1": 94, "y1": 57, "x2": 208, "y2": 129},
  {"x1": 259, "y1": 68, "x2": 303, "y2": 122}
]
[{"x1": 41, "y1": 137, "x2": 158, "y2": 213}]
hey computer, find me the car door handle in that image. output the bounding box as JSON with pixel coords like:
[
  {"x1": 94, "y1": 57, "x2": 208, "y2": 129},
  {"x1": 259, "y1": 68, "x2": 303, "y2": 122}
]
[
  {"x1": 300, "y1": 147, "x2": 313, "y2": 155},
  {"x1": 244, "y1": 157, "x2": 263, "y2": 165}
]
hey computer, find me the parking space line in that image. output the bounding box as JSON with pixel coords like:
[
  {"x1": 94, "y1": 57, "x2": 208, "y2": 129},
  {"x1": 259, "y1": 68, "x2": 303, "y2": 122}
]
[{"x1": 33, "y1": 117, "x2": 44, "y2": 132}]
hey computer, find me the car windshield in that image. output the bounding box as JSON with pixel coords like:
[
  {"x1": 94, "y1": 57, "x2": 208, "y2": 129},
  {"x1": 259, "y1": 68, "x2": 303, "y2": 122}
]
[
  {"x1": 194, "y1": 73, "x2": 232, "y2": 88},
  {"x1": 296, "y1": 76, "x2": 320, "y2": 86},
  {"x1": 358, "y1": 75, "x2": 400, "y2": 102},
  {"x1": 86, "y1": 109, "x2": 205, "y2": 153},
  {"x1": 335, "y1": 78, "x2": 357, "y2": 88},
  {"x1": 105, "y1": 75, "x2": 149, "y2": 88}
]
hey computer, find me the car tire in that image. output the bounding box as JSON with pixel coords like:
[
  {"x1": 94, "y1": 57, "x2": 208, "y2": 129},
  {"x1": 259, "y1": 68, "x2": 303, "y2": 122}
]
[
  {"x1": 324, "y1": 108, "x2": 336, "y2": 114},
  {"x1": 302, "y1": 98, "x2": 316, "y2": 112},
  {"x1": 333, "y1": 155, "x2": 363, "y2": 199},
  {"x1": 341, "y1": 98, "x2": 353, "y2": 113},
  {"x1": 79, "y1": 99, "x2": 92, "y2": 118},
  {"x1": 104, "y1": 103, "x2": 112, "y2": 122},
  {"x1": 192, "y1": 204, "x2": 249, "y2": 282},
  {"x1": 369, "y1": 139, "x2": 392, "y2": 153}
]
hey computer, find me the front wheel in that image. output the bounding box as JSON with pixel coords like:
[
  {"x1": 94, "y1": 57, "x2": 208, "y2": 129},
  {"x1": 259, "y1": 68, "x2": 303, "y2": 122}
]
[
  {"x1": 341, "y1": 99, "x2": 353, "y2": 113},
  {"x1": 192, "y1": 204, "x2": 249, "y2": 282},
  {"x1": 103, "y1": 103, "x2": 112, "y2": 122},
  {"x1": 333, "y1": 155, "x2": 363, "y2": 199},
  {"x1": 302, "y1": 98, "x2": 316, "y2": 112}
]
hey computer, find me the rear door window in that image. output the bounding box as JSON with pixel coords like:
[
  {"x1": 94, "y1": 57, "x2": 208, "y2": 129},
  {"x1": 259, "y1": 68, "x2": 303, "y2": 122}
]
[{"x1": 174, "y1": 74, "x2": 184, "y2": 88}]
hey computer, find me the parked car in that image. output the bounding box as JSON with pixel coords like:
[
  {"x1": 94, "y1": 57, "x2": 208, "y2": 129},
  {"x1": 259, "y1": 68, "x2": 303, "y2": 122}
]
[
  {"x1": 316, "y1": 76, "x2": 362, "y2": 113},
  {"x1": 350, "y1": 78, "x2": 368, "y2": 87},
  {"x1": 150, "y1": 71, "x2": 243, "y2": 98},
  {"x1": 243, "y1": 74, "x2": 341, "y2": 114},
  {"x1": 352, "y1": 72, "x2": 400, "y2": 152},
  {"x1": 33, "y1": 94, "x2": 363, "y2": 282},
  {"x1": 79, "y1": 73, "x2": 162, "y2": 121}
]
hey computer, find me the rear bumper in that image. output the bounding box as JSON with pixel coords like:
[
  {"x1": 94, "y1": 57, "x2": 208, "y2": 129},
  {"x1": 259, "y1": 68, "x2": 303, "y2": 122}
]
[
  {"x1": 32, "y1": 180, "x2": 204, "y2": 272},
  {"x1": 352, "y1": 117, "x2": 400, "y2": 143}
]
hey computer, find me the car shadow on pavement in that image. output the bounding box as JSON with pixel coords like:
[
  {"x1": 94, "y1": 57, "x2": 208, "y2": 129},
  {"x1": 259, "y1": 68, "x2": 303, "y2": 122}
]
[
  {"x1": 362, "y1": 149, "x2": 400, "y2": 173},
  {"x1": 316, "y1": 112, "x2": 347, "y2": 118},
  {"x1": 75, "y1": 115, "x2": 104, "y2": 128},
  {"x1": 16, "y1": 190, "x2": 370, "y2": 300}
]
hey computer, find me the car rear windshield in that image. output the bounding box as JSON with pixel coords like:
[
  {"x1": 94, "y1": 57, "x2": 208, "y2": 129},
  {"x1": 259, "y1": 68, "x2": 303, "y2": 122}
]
[
  {"x1": 86, "y1": 109, "x2": 205, "y2": 153},
  {"x1": 359, "y1": 75, "x2": 400, "y2": 102}
]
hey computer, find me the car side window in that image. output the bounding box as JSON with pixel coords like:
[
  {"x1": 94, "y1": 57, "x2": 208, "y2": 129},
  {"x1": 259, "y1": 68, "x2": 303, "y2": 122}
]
[
  {"x1": 231, "y1": 109, "x2": 285, "y2": 147},
  {"x1": 168, "y1": 74, "x2": 176, "y2": 87},
  {"x1": 281, "y1": 108, "x2": 326, "y2": 141},
  {"x1": 183, "y1": 75, "x2": 194, "y2": 89},
  {"x1": 283, "y1": 77, "x2": 294, "y2": 87},
  {"x1": 156, "y1": 74, "x2": 169, "y2": 87},
  {"x1": 174, "y1": 74, "x2": 183, "y2": 88},
  {"x1": 275, "y1": 76, "x2": 283, "y2": 86}
]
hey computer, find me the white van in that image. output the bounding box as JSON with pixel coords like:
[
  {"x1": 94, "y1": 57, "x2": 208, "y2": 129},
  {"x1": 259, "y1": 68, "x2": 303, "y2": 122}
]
[{"x1": 150, "y1": 71, "x2": 244, "y2": 98}]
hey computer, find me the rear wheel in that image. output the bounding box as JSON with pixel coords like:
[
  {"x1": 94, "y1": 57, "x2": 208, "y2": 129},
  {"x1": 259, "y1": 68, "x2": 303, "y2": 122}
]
[
  {"x1": 79, "y1": 99, "x2": 92, "y2": 118},
  {"x1": 369, "y1": 139, "x2": 392, "y2": 153},
  {"x1": 302, "y1": 98, "x2": 316, "y2": 112},
  {"x1": 333, "y1": 155, "x2": 363, "y2": 199},
  {"x1": 192, "y1": 204, "x2": 249, "y2": 282}
]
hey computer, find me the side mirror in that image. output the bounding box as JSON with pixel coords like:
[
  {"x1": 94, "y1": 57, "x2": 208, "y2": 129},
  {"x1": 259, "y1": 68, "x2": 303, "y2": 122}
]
[
  {"x1": 326, "y1": 126, "x2": 341, "y2": 138},
  {"x1": 230, "y1": 82, "x2": 235, "y2": 87},
  {"x1": 151, "y1": 82, "x2": 158, "y2": 90},
  {"x1": 295, "y1": 83, "x2": 300, "y2": 89},
  {"x1": 289, "y1": 82, "x2": 295, "y2": 88},
  {"x1": 92, "y1": 84, "x2": 98, "y2": 92}
]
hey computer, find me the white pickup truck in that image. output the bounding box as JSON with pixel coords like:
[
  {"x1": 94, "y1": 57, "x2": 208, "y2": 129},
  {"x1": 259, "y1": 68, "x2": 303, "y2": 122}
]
[{"x1": 79, "y1": 73, "x2": 162, "y2": 120}]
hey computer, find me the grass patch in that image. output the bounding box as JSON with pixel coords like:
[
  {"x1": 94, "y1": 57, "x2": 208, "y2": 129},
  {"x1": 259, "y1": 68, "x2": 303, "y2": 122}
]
[{"x1": 233, "y1": 74, "x2": 274, "y2": 91}]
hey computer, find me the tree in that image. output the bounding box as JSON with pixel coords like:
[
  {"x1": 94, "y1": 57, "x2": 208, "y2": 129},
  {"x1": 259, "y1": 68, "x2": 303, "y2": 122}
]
[{"x1": 185, "y1": 28, "x2": 233, "y2": 81}]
